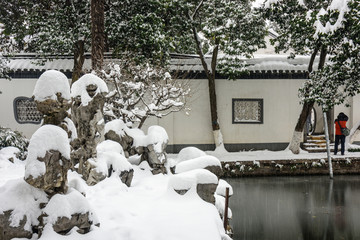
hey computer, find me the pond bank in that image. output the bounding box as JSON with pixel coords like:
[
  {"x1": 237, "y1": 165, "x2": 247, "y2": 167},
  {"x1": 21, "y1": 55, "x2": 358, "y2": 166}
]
[{"x1": 221, "y1": 157, "x2": 360, "y2": 177}]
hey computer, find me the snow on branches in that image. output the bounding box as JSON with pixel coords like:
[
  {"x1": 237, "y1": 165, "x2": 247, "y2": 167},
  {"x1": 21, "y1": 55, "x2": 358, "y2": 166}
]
[
  {"x1": 98, "y1": 60, "x2": 191, "y2": 128},
  {"x1": 264, "y1": 0, "x2": 360, "y2": 111}
]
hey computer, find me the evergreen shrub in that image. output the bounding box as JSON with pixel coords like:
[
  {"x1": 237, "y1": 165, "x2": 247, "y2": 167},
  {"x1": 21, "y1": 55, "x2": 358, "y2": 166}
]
[{"x1": 0, "y1": 126, "x2": 29, "y2": 160}]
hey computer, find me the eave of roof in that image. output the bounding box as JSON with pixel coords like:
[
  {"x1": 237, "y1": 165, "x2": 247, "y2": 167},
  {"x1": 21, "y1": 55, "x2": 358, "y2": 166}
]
[{"x1": 3, "y1": 53, "x2": 315, "y2": 79}]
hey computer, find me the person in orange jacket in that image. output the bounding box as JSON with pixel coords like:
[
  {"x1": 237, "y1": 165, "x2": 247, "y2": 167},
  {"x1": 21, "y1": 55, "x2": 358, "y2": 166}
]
[{"x1": 334, "y1": 112, "x2": 348, "y2": 155}]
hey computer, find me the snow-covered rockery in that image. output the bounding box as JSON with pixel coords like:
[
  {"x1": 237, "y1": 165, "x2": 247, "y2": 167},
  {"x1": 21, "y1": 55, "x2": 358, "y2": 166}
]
[
  {"x1": 32, "y1": 70, "x2": 75, "y2": 139},
  {"x1": 0, "y1": 125, "x2": 98, "y2": 239},
  {"x1": 86, "y1": 140, "x2": 134, "y2": 187},
  {"x1": 71, "y1": 73, "x2": 108, "y2": 106},
  {"x1": 105, "y1": 119, "x2": 169, "y2": 174},
  {"x1": 33, "y1": 70, "x2": 71, "y2": 102},
  {"x1": 168, "y1": 147, "x2": 233, "y2": 235},
  {"x1": 25, "y1": 125, "x2": 71, "y2": 193},
  {"x1": 70, "y1": 73, "x2": 109, "y2": 183}
]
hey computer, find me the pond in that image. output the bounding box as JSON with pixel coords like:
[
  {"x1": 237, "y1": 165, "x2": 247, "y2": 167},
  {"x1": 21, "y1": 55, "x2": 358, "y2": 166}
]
[{"x1": 225, "y1": 175, "x2": 360, "y2": 240}]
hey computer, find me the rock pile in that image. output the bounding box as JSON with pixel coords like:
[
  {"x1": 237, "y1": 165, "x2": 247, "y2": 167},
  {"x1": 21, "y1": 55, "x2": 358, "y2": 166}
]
[
  {"x1": 105, "y1": 119, "x2": 168, "y2": 174},
  {"x1": 0, "y1": 126, "x2": 98, "y2": 239}
]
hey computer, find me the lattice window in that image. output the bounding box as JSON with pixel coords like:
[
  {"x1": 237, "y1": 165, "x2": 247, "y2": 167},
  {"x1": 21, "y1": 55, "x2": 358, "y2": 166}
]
[
  {"x1": 232, "y1": 99, "x2": 263, "y2": 124},
  {"x1": 13, "y1": 97, "x2": 42, "y2": 124}
]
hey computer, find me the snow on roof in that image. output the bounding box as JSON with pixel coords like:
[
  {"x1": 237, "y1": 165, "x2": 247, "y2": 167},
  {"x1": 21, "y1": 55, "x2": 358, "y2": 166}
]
[
  {"x1": 4, "y1": 53, "x2": 317, "y2": 75},
  {"x1": 33, "y1": 70, "x2": 71, "y2": 101}
]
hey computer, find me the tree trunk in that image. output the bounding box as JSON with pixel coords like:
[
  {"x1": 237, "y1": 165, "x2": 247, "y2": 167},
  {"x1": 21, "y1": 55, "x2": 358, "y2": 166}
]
[
  {"x1": 288, "y1": 101, "x2": 315, "y2": 154},
  {"x1": 208, "y1": 42, "x2": 223, "y2": 148},
  {"x1": 72, "y1": 40, "x2": 85, "y2": 84},
  {"x1": 190, "y1": 19, "x2": 224, "y2": 148},
  {"x1": 91, "y1": 0, "x2": 105, "y2": 72},
  {"x1": 288, "y1": 46, "x2": 327, "y2": 154}
]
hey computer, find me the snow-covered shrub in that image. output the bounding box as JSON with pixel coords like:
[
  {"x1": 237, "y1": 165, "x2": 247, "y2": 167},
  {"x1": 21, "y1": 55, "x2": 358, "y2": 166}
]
[
  {"x1": 0, "y1": 126, "x2": 29, "y2": 160},
  {"x1": 98, "y1": 61, "x2": 190, "y2": 128}
]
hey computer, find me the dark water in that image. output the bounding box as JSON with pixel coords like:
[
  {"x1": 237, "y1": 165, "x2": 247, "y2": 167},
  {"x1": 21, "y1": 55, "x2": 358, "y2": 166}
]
[{"x1": 225, "y1": 176, "x2": 360, "y2": 240}]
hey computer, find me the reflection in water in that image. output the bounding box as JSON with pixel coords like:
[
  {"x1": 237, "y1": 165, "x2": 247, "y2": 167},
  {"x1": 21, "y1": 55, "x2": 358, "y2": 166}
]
[{"x1": 225, "y1": 176, "x2": 360, "y2": 240}]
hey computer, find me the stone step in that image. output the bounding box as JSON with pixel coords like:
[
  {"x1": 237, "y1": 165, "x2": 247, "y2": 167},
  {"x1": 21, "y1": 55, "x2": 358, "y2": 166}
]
[
  {"x1": 306, "y1": 148, "x2": 335, "y2": 153},
  {"x1": 307, "y1": 135, "x2": 326, "y2": 141},
  {"x1": 303, "y1": 143, "x2": 334, "y2": 148},
  {"x1": 307, "y1": 139, "x2": 326, "y2": 143}
]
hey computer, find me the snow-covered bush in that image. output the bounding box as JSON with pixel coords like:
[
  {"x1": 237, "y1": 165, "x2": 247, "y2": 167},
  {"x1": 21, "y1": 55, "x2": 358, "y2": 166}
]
[
  {"x1": 0, "y1": 126, "x2": 28, "y2": 160},
  {"x1": 98, "y1": 61, "x2": 190, "y2": 128}
]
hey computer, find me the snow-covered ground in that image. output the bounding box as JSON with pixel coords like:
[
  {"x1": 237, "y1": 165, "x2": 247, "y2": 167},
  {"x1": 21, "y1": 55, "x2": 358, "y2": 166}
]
[
  {"x1": 0, "y1": 147, "x2": 230, "y2": 240},
  {"x1": 204, "y1": 147, "x2": 360, "y2": 162},
  {"x1": 2, "y1": 144, "x2": 360, "y2": 240}
]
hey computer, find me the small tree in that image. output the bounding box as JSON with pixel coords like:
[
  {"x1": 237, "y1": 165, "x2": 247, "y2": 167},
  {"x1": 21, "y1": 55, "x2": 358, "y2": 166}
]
[
  {"x1": 185, "y1": 0, "x2": 266, "y2": 149},
  {"x1": 263, "y1": 0, "x2": 351, "y2": 153},
  {"x1": 299, "y1": 0, "x2": 360, "y2": 140},
  {"x1": 98, "y1": 60, "x2": 191, "y2": 129}
]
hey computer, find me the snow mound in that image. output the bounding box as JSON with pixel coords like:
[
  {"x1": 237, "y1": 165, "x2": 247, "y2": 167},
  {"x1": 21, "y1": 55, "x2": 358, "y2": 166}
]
[
  {"x1": 25, "y1": 125, "x2": 70, "y2": 179},
  {"x1": 97, "y1": 140, "x2": 125, "y2": 156},
  {"x1": 215, "y1": 194, "x2": 233, "y2": 219},
  {"x1": 33, "y1": 70, "x2": 70, "y2": 101},
  {"x1": 94, "y1": 151, "x2": 133, "y2": 174},
  {"x1": 169, "y1": 169, "x2": 219, "y2": 191},
  {"x1": 177, "y1": 147, "x2": 206, "y2": 163},
  {"x1": 71, "y1": 73, "x2": 108, "y2": 106},
  {"x1": 0, "y1": 178, "x2": 47, "y2": 231},
  {"x1": 146, "y1": 125, "x2": 168, "y2": 152},
  {"x1": 43, "y1": 188, "x2": 99, "y2": 225},
  {"x1": 216, "y1": 179, "x2": 233, "y2": 197},
  {"x1": 175, "y1": 155, "x2": 221, "y2": 174},
  {"x1": 0, "y1": 146, "x2": 21, "y2": 163}
]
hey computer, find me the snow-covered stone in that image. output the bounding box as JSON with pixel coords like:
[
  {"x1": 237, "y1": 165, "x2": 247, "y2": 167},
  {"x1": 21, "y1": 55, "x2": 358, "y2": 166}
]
[
  {"x1": 0, "y1": 179, "x2": 48, "y2": 240},
  {"x1": 42, "y1": 189, "x2": 99, "y2": 234},
  {"x1": 216, "y1": 179, "x2": 233, "y2": 197},
  {"x1": 33, "y1": 70, "x2": 70, "y2": 102},
  {"x1": 215, "y1": 194, "x2": 233, "y2": 219},
  {"x1": 96, "y1": 140, "x2": 125, "y2": 156},
  {"x1": 25, "y1": 125, "x2": 70, "y2": 180},
  {"x1": 174, "y1": 155, "x2": 223, "y2": 178},
  {"x1": 170, "y1": 169, "x2": 219, "y2": 204},
  {"x1": 177, "y1": 147, "x2": 207, "y2": 163},
  {"x1": 71, "y1": 73, "x2": 108, "y2": 107},
  {"x1": 90, "y1": 151, "x2": 134, "y2": 187},
  {"x1": 71, "y1": 74, "x2": 108, "y2": 182},
  {"x1": 105, "y1": 120, "x2": 168, "y2": 174},
  {"x1": 0, "y1": 147, "x2": 21, "y2": 163}
]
